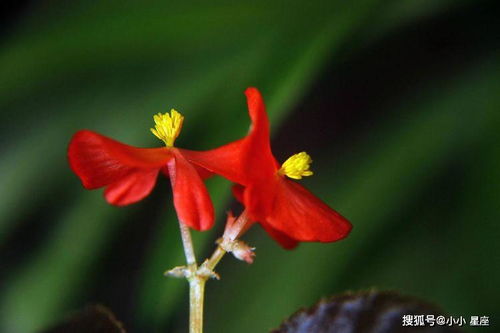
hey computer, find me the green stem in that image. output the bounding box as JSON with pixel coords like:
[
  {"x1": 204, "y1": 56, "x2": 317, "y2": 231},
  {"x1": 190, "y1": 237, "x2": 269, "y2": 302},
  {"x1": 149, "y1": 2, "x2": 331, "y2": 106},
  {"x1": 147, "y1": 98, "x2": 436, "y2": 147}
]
[
  {"x1": 188, "y1": 276, "x2": 206, "y2": 333},
  {"x1": 178, "y1": 220, "x2": 196, "y2": 265},
  {"x1": 176, "y1": 210, "x2": 251, "y2": 333},
  {"x1": 177, "y1": 220, "x2": 203, "y2": 333},
  {"x1": 204, "y1": 245, "x2": 227, "y2": 272}
]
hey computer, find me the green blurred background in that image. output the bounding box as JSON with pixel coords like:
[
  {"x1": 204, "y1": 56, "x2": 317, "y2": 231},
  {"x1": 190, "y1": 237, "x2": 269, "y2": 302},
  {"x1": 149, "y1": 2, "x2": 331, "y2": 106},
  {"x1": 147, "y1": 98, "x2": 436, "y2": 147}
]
[{"x1": 0, "y1": 0, "x2": 499, "y2": 332}]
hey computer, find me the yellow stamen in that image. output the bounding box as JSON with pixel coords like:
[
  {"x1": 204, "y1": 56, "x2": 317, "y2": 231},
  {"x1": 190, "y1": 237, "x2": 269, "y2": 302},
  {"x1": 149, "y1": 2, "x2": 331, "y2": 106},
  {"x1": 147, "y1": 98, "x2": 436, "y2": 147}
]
[
  {"x1": 150, "y1": 109, "x2": 184, "y2": 147},
  {"x1": 278, "y1": 152, "x2": 314, "y2": 179}
]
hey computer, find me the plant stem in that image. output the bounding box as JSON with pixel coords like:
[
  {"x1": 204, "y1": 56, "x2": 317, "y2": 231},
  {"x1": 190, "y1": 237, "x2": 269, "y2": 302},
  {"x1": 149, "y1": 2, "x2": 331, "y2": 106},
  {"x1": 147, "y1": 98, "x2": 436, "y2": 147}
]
[
  {"x1": 177, "y1": 220, "x2": 203, "y2": 332},
  {"x1": 176, "y1": 210, "x2": 251, "y2": 333},
  {"x1": 189, "y1": 276, "x2": 206, "y2": 333},
  {"x1": 202, "y1": 209, "x2": 252, "y2": 272},
  {"x1": 187, "y1": 245, "x2": 227, "y2": 333},
  {"x1": 204, "y1": 245, "x2": 227, "y2": 272},
  {"x1": 178, "y1": 220, "x2": 197, "y2": 266},
  {"x1": 224, "y1": 209, "x2": 249, "y2": 240}
]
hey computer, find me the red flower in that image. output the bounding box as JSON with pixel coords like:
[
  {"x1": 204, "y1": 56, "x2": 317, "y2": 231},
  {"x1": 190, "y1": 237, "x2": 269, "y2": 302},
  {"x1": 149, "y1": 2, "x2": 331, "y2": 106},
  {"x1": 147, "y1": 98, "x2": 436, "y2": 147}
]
[
  {"x1": 68, "y1": 110, "x2": 214, "y2": 231},
  {"x1": 184, "y1": 88, "x2": 352, "y2": 248}
]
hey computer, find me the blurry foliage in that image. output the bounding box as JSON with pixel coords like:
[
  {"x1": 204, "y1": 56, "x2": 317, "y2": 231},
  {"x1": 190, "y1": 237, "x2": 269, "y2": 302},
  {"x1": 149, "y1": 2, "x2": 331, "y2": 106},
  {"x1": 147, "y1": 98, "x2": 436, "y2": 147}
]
[
  {"x1": 0, "y1": 0, "x2": 498, "y2": 332},
  {"x1": 43, "y1": 305, "x2": 125, "y2": 333},
  {"x1": 273, "y1": 291, "x2": 463, "y2": 333}
]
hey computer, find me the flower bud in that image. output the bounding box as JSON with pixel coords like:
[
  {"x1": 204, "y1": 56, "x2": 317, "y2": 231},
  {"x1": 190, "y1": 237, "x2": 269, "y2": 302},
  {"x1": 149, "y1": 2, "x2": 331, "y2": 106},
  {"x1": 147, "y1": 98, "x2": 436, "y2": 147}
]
[{"x1": 217, "y1": 238, "x2": 255, "y2": 264}]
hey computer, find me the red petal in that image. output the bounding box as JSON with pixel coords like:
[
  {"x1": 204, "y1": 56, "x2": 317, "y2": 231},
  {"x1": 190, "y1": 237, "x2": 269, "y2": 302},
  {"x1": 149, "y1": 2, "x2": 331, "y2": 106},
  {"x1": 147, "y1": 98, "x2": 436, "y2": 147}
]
[
  {"x1": 184, "y1": 88, "x2": 280, "y2": 221},
  {"x1": 104, "y1": 169, "x2": 159, "y2": 206},
  {"x1": 68, "y1": 130, "x2": 172, "y2": 189},
  {"x1": 245, "y1": 87, "x2": 270, "y2": 140},
  {"x1": 160, "y1": 158, "x2": 213, "y2": 181},
  {"x1": 168, "y1": 150, "x2": 214, "y2": 231},
  {"x1": 180, "y1": 140, "x2": 245, "y2": 183},
  {"x1": 260, "y1": 222, "x2": 299, "y2": 249},
  {"x1": 193, "y1": 164, "x2": 213, "y2": 180},
  {"x1": 231, "y1": 184, "x2": 245, "y2": 203},
  {"x1": 183, "y1": 88, "x2": 278, "y2": 187},
  {"x1": 242, "y1": 87, "x2": 277, "y2": 178},
  {"x1": 232, "y1": 185, "x2": 298, "y2": 249},
  {"x1": 236, "y1": 88, "x2": 280, "y2": 218},
  {"x1": 243, "y1": 180, "x2": 279, "y2": 221},
  {"x1": 265, "y1": 178, "x2": 352, "y2": 243}
]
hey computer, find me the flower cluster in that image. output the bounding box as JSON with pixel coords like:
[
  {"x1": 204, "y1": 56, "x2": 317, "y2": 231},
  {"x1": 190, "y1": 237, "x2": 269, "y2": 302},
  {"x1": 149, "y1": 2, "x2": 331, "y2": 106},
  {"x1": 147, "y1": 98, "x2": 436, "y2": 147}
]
[{"x1": 68, "y1": 88, "x2": 352, "y2": 249}]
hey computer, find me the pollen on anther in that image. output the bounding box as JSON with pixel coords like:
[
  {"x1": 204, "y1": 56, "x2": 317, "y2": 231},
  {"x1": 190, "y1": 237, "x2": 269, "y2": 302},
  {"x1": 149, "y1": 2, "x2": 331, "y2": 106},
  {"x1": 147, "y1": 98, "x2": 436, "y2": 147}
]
[
  {"x1": 150, "y1": 109, "x2": 184, "y2": 147},
  {"x1": 278, "y1": 152, "x2": 314, "y2": 180}
]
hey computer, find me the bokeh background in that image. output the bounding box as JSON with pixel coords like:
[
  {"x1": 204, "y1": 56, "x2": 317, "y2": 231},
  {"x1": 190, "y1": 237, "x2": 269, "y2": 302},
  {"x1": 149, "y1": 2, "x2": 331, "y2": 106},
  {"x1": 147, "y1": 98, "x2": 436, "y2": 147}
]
[{"x1": 1, "y1": 0, "x2": 499, "y2": 332}]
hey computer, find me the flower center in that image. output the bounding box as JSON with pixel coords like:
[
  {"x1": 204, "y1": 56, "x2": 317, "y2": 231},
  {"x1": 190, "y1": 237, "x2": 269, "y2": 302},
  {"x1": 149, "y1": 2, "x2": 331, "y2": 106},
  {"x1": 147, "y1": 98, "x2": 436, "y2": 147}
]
[
  {"x1": 150, "y1": 109, "x2": 184, "y2": 147},
  {"x1": 278, "y1": 152, "x2": 314, "y2": 179}
]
